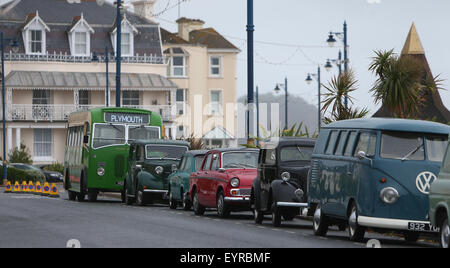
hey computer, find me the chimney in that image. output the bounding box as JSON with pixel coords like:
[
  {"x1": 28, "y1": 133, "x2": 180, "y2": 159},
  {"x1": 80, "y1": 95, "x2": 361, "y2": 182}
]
[
  {"x1": 176, "y1": 17, "x2": 205, "y2": 41},
  {"x1": 132, "y1": 0, "x2": 156, "y2": 22}
]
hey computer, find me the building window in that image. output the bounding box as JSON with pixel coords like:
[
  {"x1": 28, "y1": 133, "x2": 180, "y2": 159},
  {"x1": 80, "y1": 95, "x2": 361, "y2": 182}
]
[
  {"x1": 34, "y1": 129, "x2": 52, "y2": 159},
  {"x1": 171, "y1": 56, "x2": 186, "y2": 77},
  {"x1": 210, "y1": 90, "x2": 222, "y2": 115},
  {"x1": 32, "y1": 90, "x2": 50, "y2": 105},
  {"x1": 29, "y1": 30, "x2": 43, "y2": 54},
  {"x1": 121, "y1": 33, "x2": 131, "y2": 56},
  {"x1": 210, "y1": 56, "x2": 222, "y2": 77},
  {"x1": 79, "y1": 90, "x2": 90, "y2": 105},
  {"x1": 74, "y1": 32, "x2": 88, "y2": 56},
  {"x1": 123, "y1": 91, "x2": 140, "y2": 106}
]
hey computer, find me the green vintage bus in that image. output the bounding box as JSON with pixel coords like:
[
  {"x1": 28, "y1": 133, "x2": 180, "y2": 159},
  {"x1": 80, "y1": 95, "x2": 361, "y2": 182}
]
[{"x1": 64, "y1": 107, "x2": 163, "y2": 202}]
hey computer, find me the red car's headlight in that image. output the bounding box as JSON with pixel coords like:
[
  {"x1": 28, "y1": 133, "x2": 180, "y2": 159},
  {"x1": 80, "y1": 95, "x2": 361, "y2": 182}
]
[{"x1": 230, "y1": 177, "x2": 240, "y2": 187}]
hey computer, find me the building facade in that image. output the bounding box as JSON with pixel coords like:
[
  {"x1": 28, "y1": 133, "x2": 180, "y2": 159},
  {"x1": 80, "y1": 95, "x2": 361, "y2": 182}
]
[{"x1": 0, "y1": 0, "x2": 179, "y2": 164}]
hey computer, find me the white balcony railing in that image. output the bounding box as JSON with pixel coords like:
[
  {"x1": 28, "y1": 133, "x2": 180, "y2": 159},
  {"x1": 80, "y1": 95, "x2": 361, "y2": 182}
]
[
  {"x1": 4, "y1": 52, "x2": 167, "y2": 65},
  {"x1": 7, "y1": 104, "x2": 176, "y2": 122}
]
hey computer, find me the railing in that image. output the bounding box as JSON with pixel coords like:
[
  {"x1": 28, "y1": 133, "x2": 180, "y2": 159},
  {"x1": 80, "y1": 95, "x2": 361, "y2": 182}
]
[
  {"x1": 4, "y1": 52, "x2": 167, "y2": 65},
  {"x1": 7, "y1": 104, "x2": 176, "y2": 122}
]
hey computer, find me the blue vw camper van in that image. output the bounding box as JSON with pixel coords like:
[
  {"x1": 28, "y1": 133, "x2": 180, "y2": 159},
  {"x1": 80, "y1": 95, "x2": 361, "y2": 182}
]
[{"x1": 308, "y1": 118, "x2": 450, "y2": 242}]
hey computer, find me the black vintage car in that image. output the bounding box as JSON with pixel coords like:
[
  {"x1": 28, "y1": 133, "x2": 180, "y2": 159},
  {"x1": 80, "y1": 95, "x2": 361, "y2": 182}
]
[
  {"x1": 251, "y1": 138, "x2": 315, "y2": 227},
  {"x1": 124, "y1": 140, "x2": 190, "y2": 206}
]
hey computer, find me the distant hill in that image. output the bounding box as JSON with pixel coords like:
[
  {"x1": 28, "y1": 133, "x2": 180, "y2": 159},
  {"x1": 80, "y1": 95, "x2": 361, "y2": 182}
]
[{"x1": 238, "y1": 93, "x2": 319, "y2": 136}]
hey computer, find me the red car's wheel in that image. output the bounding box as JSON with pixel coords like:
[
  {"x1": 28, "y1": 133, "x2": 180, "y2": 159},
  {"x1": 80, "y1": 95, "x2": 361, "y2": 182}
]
[
  {"x1": 217, "y1": 191, "x2": 230, "y2": 218},
  {"x1": 193, "y1": 189, "x2": 205, "y2": 216}
]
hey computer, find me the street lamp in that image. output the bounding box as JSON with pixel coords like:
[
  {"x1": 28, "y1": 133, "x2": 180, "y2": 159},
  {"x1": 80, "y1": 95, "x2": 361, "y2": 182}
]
[
  {"x1": 326, "y1": 50, "x2": 343, "y2": 76},
  {"x1": 326, "y1": 21, "x2": 349, "y2": 108},
  {"x1": 1, "y1": 33, "x2": 20, "y2": 182},
  {"x1": 92, "y1": 46, "x2": 111, "y2": 107},
  {"x1": 305, "y1": 66, "x2": 321, "y2": 133},
  {"x1": 274, "y1": 77, "x2": 288, "y2": 130}
]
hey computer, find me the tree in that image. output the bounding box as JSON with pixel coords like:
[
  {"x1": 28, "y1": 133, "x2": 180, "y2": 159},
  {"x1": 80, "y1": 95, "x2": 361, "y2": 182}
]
[
  {"x1": 321, "y1": 70, "x2": 369, "y2": 123},
  {"x1": 8, "y1": 144, "x2": 33, "y2": 164},
  {"x1": 369, "y1": 50, "x2": 425, "y2": 118}
]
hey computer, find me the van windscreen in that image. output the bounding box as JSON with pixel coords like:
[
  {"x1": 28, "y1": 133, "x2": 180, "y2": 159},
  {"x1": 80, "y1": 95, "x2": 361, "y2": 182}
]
[
  {"x1": 381, "y1": 132, "x2": 425, "y2": 161},
  {"x1": 426, "y1": 136, "x2": 448, "y2": 162}
]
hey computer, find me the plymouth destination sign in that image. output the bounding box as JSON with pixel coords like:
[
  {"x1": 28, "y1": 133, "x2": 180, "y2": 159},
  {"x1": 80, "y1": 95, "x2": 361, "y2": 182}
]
[{"x1": 104, "y1": 112, "x2": 150, "y2": 125}]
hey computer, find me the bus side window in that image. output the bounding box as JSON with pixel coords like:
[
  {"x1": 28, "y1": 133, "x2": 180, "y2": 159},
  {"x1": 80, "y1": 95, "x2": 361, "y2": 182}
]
[
  {"x1": 325, "y1": 131, "x2": 340, "y2": 155},
  {"x1": 354, "y1": 132, "x2": 377, "y2": 157}
]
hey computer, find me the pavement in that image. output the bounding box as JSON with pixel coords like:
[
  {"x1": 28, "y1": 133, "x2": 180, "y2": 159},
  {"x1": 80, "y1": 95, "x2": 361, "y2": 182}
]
[{"x1": 0, "y1": 185, "x2": 440, "y2": 248}]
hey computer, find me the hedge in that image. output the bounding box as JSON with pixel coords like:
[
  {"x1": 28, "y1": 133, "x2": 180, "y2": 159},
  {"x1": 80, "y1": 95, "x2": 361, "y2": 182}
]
[{"x1": 0, "y1": 166, "x2": 46, "y2": 184}]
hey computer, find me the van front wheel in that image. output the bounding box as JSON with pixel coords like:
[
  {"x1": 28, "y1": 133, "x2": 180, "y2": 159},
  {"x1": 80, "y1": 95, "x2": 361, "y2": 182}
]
[
  {"x1": 348, "y1": 204, "x2": 365, "y2": 242},
  {"x1": 313, "y1": 205, "x2": 329, "y2": 236}
]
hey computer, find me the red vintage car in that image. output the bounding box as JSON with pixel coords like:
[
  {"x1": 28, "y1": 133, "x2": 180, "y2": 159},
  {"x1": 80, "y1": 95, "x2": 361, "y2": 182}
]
[{"x1": 189, "y1": 148, "x2": 259, "y2": 218}]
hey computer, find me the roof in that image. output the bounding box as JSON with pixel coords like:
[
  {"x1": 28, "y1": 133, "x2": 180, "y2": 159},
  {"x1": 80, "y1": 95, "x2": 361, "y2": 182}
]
[
  {"x1": 176, "y1": 17, "x2": 205, "y2": 24},
  {"x1": 325, "y1": 118, "x2": 450, "y2": 135},
  {"x1": 0, "y1": 0, "x2": 162, "y2": 57},
  {"x1": 203, "y1": 126, "x2": 235, "y2": 140},
  {"x1": 208, "y1": 148, "x2": 260, "y2": 153},
  {"x1": 184, "y1": 150, "x2": 209, "y2": 156},
  {"x1": 261, "y1": 138, "x2": 316, "y2": 150},
  {"x1": 373, "y1": 23, "x2": 450, "y2": 124},
  {"x1": 131, "y1": 139, "x2": 190, "y2": 147},
  {"x1": 401, "y1": 23, "x2": 425, "y2": 55},
  {"x1": 5, "y1": 71, "x2": 178, "y2": 91}
]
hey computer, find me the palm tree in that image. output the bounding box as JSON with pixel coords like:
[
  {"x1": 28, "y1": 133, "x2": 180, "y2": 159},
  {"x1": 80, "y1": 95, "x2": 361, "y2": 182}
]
[
  {"x1": 369, "y1": 50, "x2": 424, "y2": 118},
  {"x1": 321, "y1": 70, "x2": 369, "y2": 123}
]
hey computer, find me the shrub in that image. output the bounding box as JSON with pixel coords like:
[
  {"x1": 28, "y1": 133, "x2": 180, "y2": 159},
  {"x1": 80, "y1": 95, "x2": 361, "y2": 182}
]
[
  {"x1": 8, "y1": 144, "x2": 33, "y2": 164},
  {"x1": 43, "y1": 162, "x2": 64, "y2": 174},
  {"x1": 0, "y1": 166, "x2": 46, "y2": 184}
]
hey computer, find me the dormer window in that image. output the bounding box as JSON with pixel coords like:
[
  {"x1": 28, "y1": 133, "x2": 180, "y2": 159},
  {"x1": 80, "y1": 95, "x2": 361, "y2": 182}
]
[
  {"x1": 22, "y1": 11, "x2": 50, "y2": 55},
  {"x1": 111, "y1": 15, "x2": 138, "y2": 57},
  {"x1": 68, "y1": 14, "x2": 94, "y2": 57}
]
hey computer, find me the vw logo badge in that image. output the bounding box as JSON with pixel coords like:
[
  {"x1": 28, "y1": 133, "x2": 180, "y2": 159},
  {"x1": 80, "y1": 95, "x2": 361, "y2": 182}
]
[{"x1": 416, "y1": 172, "x2": 437, "y2": 195}]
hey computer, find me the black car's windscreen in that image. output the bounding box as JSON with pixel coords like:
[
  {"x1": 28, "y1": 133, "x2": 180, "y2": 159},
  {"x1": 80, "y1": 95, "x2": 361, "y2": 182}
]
[
  {"x1": 222, "y1": 152, "x2": 258, "y2": 169},
  {"x1": 280, "y1": 146, "x2": 313, "y2": 162},
  {"x1": 146, "y1": 145, "x2": 188, "y2": 160}
]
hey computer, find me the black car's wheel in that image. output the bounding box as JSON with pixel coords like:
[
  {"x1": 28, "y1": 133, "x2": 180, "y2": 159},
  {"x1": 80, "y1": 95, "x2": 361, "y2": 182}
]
[
  {"x1": 68, "y1": 191, "x2": 77, "y2": 201},
  {"x1": 403, "y1": 231, "x2": 420, "y2": 243},
  {"x1": 125, "y1": 184, "x2": 134, "y2": 206},
  {"x1": 313, "y1": 204, "x2": 329, "y2": 236},
  {"x1": 348, "y1": 203, "x2": 365, "y2": 242},
  {"x1": 283, "y1": 214, "x2": 296, "y2": 221},
  {"x1": 217, "y1": 191, "x2": 230, "y2": 218},
  {"x1": 76, "y1": 192, "x2": 85, "y2": 202},
  {"x1": 169, "y1": 190, "x2": 177, "y2": 210},
  {"x1": 272, "y1": 203, "x2": 282, "y2": 227},
  {"x1": 87, "y1": 191, "x2": 98, "y2": 202},
  {"x1": 254, "y1": 207, "x2": 264, "y2": 224},
  {"x1": 193, "y1": 189, "x2": 205, "y2": 216},
  {"x1": 136, "y1": 188, "x2": 146, "y2": 206},
  {"x1": 440, "y1": 219, "x2": 449, "y2": 249},
  {"x1": 182, "y1": 190, "x2": 191, "y2": 211}
]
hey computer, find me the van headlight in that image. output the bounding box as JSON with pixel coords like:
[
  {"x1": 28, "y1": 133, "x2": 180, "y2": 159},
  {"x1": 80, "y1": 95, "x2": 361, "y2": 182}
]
[
  {"x1": 230, "y1": 178, "x2": 240, "y2": 188},
  {"x1": 380, "y1": 187, "x2": 399, "y2": 204},
  {"x1": 281, "y1": 172, "x2": 290, "y2": 182},
  {"x1": 97, "y1": 167, "x2": 105, "y2": 176},
  {"x1": 155, "y1": 166, "x2": 164, "y2": 175}
]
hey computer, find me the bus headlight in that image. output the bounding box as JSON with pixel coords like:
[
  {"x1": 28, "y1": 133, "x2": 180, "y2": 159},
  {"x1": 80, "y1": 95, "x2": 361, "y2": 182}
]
[
  {"x1": 97, "y1": 167, "x2": 105, "y2": 176},
  {"x1": 155, "y1": 166, "x2": 164, "y2": 175},
  {"x1": 230, "y1": 178, "x2": 240, "y2": 188},
  {"x1": 380, "y1": 187, "x2": 399, "y2": 204}
]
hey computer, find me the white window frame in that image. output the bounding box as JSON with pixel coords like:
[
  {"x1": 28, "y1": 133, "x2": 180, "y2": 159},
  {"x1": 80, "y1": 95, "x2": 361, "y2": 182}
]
[
  {"x1": 209, "y1": 55, "x2": 223, "y2": 78},
  {"x1": 22, "y1": 11, "x2": 50, "y2": 55},
  {"x1": 209, "y1": 89, "x2": 223, "y2": 116},
  {"x1": 170, "y1": 56, "x2": 187, "y2": 78},
  {"x1": 111, "y1": 16, "x2": 138, "y2": 57},
  {"x1": 122, "y1": 91, "x2": 140, "y2": 106},
  {"x1": 68, "y1": 14, "x2": 94, "y2": 57},
  {"x1": 73, "y1": 31, "x2": 89, "y2": 56},
  {"x1": 33, "y1": 129, "x2": 53, "y2": 162}
]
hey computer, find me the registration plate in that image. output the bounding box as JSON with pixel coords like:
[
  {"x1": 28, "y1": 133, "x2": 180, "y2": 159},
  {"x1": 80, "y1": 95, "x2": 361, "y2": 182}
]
[{"x1": 408, "y1": 222, "x2": 440, "y2": 233}]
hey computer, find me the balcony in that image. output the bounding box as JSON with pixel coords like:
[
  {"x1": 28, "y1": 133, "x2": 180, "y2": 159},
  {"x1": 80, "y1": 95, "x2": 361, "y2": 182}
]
[
  {"x1": 3, "y1": 52, "x2": 167, "y2": 65},
  {"x1": 6, "y1": 104, "x2": 176, "y2": 122}
]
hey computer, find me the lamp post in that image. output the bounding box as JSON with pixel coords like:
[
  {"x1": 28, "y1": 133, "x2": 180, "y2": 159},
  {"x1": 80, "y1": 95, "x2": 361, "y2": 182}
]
[
  {"x1": 306, "y1": 66, "x2": 321, "y2": 133},
  {"x1": 327, "y1": 21, "x2": 348, "y2": 108},
  {"x1": 325, "y1": 50, "x2": 343, "y2": 76},
  {"x1": 247, "y1": 0, "x2": 255, "y2": 143},
  {"x1": 92, "y1": 46, "x2": 111, "y2": 107},
  {"x1": 1, "y1": 33, "x2": 19, "y2": 182},
  {"x1": 274, "y1": 77, "x2": 288, "y2": 131},
  {"x1": 115, "y1": 0, "x2": 123, "y2": 108}
]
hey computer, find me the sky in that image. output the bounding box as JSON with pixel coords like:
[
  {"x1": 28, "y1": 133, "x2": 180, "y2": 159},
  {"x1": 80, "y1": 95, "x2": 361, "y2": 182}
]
[{"x1": 2, "y1": 0, "x2": 450, "y2": 117}]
